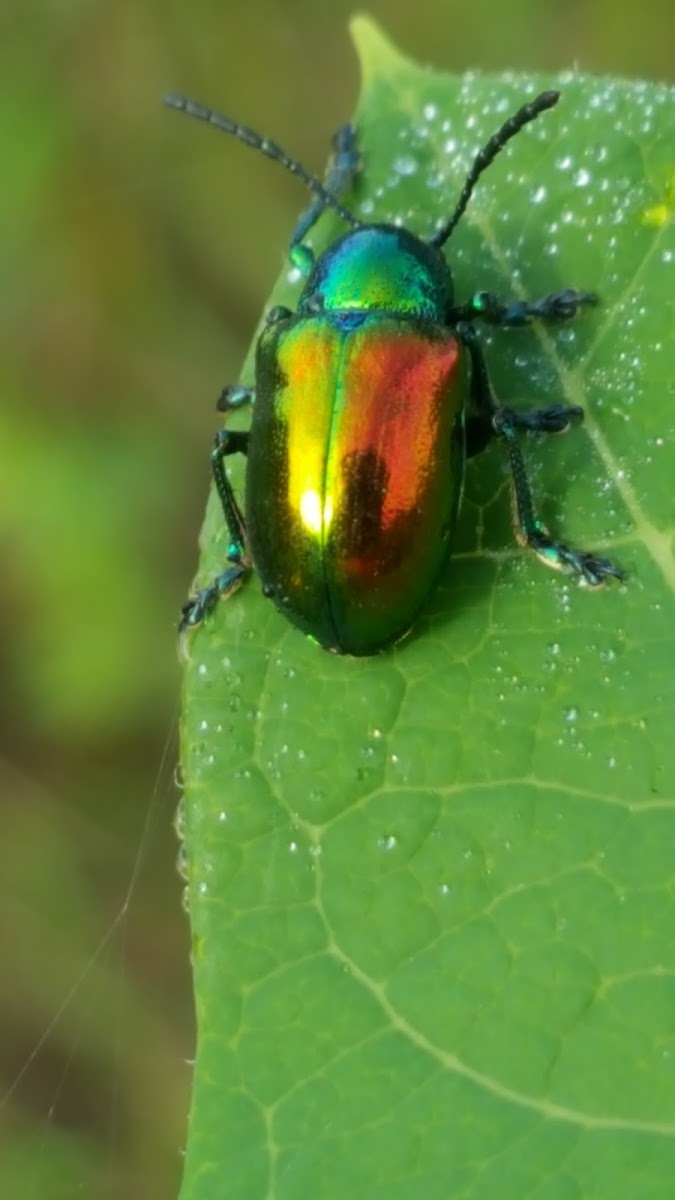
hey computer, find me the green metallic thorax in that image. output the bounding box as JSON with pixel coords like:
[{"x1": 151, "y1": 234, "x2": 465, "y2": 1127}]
[{"x1": 299, "y1": 224, "x2": 454, "y2": 319}]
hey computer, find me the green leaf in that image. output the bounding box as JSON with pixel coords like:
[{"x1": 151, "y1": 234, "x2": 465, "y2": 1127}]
[{"x1": 179, "y1": 18, "x2": 675, "y2": 1199}]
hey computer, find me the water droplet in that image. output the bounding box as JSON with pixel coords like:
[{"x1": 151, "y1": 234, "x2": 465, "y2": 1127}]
[
  {"x1": 176, "y1": 842, "x2": 189, "y2": 879},
  {"x1": 378, "y1": 834, "x2": 398, "y2": 851},
  {"x1": 393, "y1": 155, "x2": 417, "y2": 177}
]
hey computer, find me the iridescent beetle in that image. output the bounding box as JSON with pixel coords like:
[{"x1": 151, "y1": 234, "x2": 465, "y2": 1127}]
[{"x1": 168, "y1": 90, "x2": 623, "y2": 655}]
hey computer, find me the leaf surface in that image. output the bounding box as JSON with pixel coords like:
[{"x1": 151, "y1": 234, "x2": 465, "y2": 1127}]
[{"x1": 180, "y1": 19, "x2": 675, "y2": 1199}]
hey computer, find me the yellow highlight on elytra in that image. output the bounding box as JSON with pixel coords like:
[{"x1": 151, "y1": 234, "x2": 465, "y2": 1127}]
[{"x1": 299, "y1": 489, "x2": 334, "y2": 535}]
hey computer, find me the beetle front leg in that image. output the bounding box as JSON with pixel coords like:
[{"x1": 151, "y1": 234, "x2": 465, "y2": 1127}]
[
  {"x1": 452, "y1": 288, "x2": 597, "y2": 327},
  {"x1": 459, "y1": 324, "x2": 624, "y2": 585},
  {"x1": 217, "y1": 384, "x2": 254, "y2": 414},
  {"x1": 289, "y1": 123, "x2": 360, "y2": 274},
  {"x1": 179, "y1": 428, "x2": 250, "y2": 632}
]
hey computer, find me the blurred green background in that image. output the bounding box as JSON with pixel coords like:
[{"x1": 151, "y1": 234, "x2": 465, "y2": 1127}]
[{"x1": 1, "y1": 2, "x2": 672, "y2": 1197}]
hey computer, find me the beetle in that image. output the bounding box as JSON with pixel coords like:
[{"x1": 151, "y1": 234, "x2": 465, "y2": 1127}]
[{"x1": 167, "y1": 88, "x2": 623, "y2": 656}]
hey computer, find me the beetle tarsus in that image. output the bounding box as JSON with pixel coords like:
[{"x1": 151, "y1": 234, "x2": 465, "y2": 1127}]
[
  {"x1": 179, "y1": 561, "x2": 248, "y2": 633},
  {"x1": 529, "y1": 536, "x2": 626, "y2": 586}
]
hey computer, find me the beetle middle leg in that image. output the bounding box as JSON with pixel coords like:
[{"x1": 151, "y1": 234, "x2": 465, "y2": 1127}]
[
  {"x1": 179, "y1": 428, "x2": 250, "y2": 632},
  {"x1": 459, "y1": 324, "x2": 624, "y2": 585},
  {"x1": 451, "y1": 288, "x2": 597, "y2": 327},
  {"x1": 289, "y1": 123, "x2": 360, "y2": 273},
  {"x1": 460, "y1": 323, "x2": 584, "y2": 456}
]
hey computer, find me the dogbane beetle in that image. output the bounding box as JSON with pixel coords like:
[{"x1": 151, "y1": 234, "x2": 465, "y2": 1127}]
[{"x1": 167, "y1": 88, "x2": 623, "y2": 656}]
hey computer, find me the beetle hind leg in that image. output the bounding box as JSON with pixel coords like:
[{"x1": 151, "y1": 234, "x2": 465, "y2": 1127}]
[{"x1": 179, "y1": 428, "x2": 251, "y2": 633}]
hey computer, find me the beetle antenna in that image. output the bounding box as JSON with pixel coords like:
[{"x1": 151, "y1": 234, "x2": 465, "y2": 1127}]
[
  {"x1": 429, "y1": 90, "x2": 560, "y2": 249},
  {"x1": 165, "y1": 94, "x2": 363, "y2": 231}
]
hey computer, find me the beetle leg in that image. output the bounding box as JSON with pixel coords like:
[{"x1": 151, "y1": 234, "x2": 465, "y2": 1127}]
[
  {"x1": 179, "y1": 429, "x2": 250, "y2": 632},
  {"x1": 458, "y1": 324, "x2": 624, "y2": 586},
  {"x1": 506, "y1": 402, "x2": 584, "y2": 434},
  {"x1": 451, "y1": 288, "x2": 597, "y2": 327},
  {"x1": 458, "y1": 321, "x2": 501, "y2": 457},
  {"x1": 460, "y1": 323, "x2": 583, "y2": 447},
  {"x1": 493, "y1": 412, "x2": 625, "y2": 584},
  {"x1": 217, "y1": 384, "x2": 254, "y2": 413},
  {"x1": 289, "y1": 123, "x2": 360, "y2": 274}
]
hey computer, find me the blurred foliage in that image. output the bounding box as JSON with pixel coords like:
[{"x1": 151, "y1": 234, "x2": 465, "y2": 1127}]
[{"x1": 0, "y1": 1, "x2": 672, "y2": 1198}]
